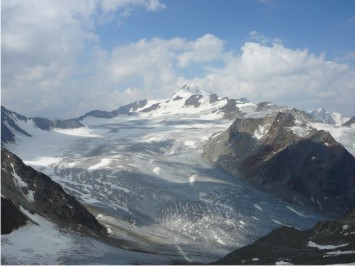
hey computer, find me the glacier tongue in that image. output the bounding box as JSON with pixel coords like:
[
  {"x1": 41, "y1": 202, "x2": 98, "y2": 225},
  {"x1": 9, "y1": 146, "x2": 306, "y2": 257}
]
[{"x1": 4, "y1": 112, "x2": 329, "y2": 264}]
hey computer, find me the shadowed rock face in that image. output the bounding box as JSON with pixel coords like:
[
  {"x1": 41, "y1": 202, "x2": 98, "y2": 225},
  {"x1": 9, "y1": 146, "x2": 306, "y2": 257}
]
[
  {"x1": 209, "y1": 94, "x2": 219, "y2": 104},
  {"x1": 1, "y1": 148, "x2": 106, "y2": 235},
  {"x1": 219, "y1": 99, "x2": 242, "y2": 118},
  {"x1": 184, "y1": 94, "x2": 203, "y2": 107},
  {"x1": 32, "y1": 117, "x2": 84, "y2": 130},
  {"x1": 113, "y1": 99, "x2": 148, "y2": 115},
  {"x1": 141, "y1": 103, "x2": 160, "y2": 112},
  {"x1": 214, "y1": 209, "x2": 355, "y2": 265},
  {"x1": 1, "y1": 106, "x2": 31, "y2": 143},
  {"x1": 343, "y1": 116, "x2": 355, "y2": 127},
  {"x1": 203, "y1": 112, "x2": 355, "y2": 215},
  {"x1": 79, "y1": 110, "x2": 116, "y2": 119},
  {"x1": 1, "y1": 197, "x2": 29, "y2": 234},
  {"x1": 255, "y1": 101, "x2": 287, "y2": 113}
]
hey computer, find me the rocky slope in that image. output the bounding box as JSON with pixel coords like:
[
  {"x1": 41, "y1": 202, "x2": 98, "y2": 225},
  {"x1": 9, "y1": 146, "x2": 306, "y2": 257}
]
[
  {"x1": 1, "y1": 148, "x2": 105, "y2": 235},
  {"x1": 203, "y1": 111, "x2": 355, "y2": 215},
  {"x1": 214, "y1": 209, "x2": 355, "y2": 265},
  {"x1": 1, "y1": 197, "x2": 29, "y2": 234}
]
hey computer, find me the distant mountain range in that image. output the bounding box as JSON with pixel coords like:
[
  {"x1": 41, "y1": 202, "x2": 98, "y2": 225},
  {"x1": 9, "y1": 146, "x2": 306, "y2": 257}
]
[
  {"x1": 308, "y1": 107, "x2": 350, "y2": 126},
  {"x1": 1, "y1": 106, "x2": 83, "y2": 143},
  {"x1": 2, "y1": 84, "x2": 353, "y2": 144},
  {"x1": 2, "y1": 84, "x2": 355, "y2": 216}
]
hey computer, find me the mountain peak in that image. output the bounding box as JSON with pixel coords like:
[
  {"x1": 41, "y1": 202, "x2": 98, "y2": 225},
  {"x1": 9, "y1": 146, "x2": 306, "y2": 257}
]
[
  {"x1": 308, "y1": 107, "x2": 336, "y2": 125},
  {"x1": 171, "y1": 84, "x2": 212, "y2": 99},
  {"x1": 316, "y1": 107, "x2": 326, "y2": 113}
]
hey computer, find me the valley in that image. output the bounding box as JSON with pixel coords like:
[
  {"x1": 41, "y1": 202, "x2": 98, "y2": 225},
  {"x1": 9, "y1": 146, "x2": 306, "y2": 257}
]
[
  {"x1": 2, "y1": 113, "x2": 328, "y2": 263},
  {"x1": 2, "y1": 85, "x2": 354, "y2": 264}
]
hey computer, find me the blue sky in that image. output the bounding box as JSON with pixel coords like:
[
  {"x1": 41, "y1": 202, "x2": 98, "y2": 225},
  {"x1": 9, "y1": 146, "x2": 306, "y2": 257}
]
[
  {"x1": 2, "y1": 0, "x2": 355, "y2": 118},
  {"x1": 97, "y1": 0, "x2": 355, "y2": 58}
]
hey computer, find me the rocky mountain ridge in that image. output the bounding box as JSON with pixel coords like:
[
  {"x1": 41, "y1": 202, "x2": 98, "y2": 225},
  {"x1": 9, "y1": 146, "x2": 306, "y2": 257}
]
[
  {"x1": 79, "y1": 84, "x2": 252, "y2": 120},
  {"x1": 1, "y1": 148, "x2": 105, "y2": 235},
  {"x1": 214, "y1": 208, "x2": 355, "y2": 265},
  {"x1": 203, "y1": 111, "x2": 355, "y2": 216},
  {"x1": 1, "y1": 106, "x2": 83, "y2": 143},
  {"x1": 2, "y1": 84, "x2": 352, "y2": 145}
]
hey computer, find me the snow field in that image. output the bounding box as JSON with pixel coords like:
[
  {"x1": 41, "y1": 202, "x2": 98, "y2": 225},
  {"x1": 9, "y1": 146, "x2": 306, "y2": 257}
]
[
  {"x1": 307, "y1": 241, "x2": 349, "y2": 250},
  {"x1": 310, "y1": 122, "x2": 355, "y2": 156}
]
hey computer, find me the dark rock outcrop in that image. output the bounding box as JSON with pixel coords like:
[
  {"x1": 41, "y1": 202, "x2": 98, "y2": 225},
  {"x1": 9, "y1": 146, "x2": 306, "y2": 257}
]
[
  {"x1": 52, "y1": 118, "x2": 83, "y2": 129},
  {"x1": 1, "y1": 148, "x2": 106, "y2": 235},
  {"x1": 184, "y1": 95, "x2": 203, "y2": 108},
  {"x1": 1, "y1": 197, "x2": 29, "y2": 234},
  {"x1": 113, "y1": 99, "x2": 148, "y2": 115},
  {"x1": 209, "y1": 94, "x2": 219, "y2": 104},
  {"x1": 218, "y1": 99, "x2": 242, "y2": 118},
  {"x1": 141, "y1": 103, "x2": 160, "y2": 113},
  {"x1": 214, "y1": 209, "x2": 355, "y2": 265},
  {"x1": 79, "y1": 110, "x2": 116, "y2": 119},
  {"x1": 203, "y1": 112, "x2": 355, "y2": 215},
  {"x1": 31, "y1": 117, "x2": 83, "y2": 130},
  {"x1": 31, "y1": 117, "x2": 53, "y2": 130},
  {"x1": 1, "y1": 106, "x2": 31, "y2": 143},
  {"x1": 343, "y1": 116, "x2": 355, "y2": 127},
  {"x1": 255, "y1": 101, "x2": 286, "y2": 113}
]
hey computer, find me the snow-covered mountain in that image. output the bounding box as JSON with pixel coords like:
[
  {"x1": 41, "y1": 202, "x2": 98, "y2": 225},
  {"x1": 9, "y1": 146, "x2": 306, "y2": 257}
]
[
  {"x1": 79, "y1": 84, "x2": 256, "y2": 120},
  {"x1": 1, "y1": 84, "x2": 355, "y2": 264},
  {"x1": 308, "y1": 107, "x2": 349, "y2": 126}
]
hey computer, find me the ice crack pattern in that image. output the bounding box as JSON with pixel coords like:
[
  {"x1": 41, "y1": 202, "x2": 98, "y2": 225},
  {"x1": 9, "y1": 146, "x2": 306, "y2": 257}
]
[{"x1": 3, "y1": 115, "x2": 328, "y2": 264}]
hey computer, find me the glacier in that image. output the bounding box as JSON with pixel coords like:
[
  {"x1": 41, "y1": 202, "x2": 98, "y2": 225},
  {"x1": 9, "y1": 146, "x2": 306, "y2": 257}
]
[{"x1": 3, "y1": 111, "x2": 329, "y2": 264}]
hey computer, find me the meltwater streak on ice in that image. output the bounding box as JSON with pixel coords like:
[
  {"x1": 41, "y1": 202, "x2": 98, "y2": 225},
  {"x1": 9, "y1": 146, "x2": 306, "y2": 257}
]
[{"x1": 4, "y1": 110, "x2": 329, "y2": 263}]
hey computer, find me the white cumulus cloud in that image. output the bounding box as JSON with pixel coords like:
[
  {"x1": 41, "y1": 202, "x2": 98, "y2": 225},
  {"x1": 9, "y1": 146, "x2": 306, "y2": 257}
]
[
  {"x1": 191, "y1": 42, "x2": 355, "y2": 114},
  {"x1": 1, "y1": 0, "x2": 165, "y2": 118}
]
